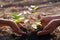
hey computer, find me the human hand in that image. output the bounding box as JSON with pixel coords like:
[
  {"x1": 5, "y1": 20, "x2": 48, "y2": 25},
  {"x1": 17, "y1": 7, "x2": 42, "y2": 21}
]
[
  {"x1": 37, "y1": 31, "x2": 44, "y2": 36},
  {"x1": 37, "y1": 31, "x2": 41, "y2": 36},
  {"x1": 21, "y1": 32, "x2": 27, "y2": 35}
]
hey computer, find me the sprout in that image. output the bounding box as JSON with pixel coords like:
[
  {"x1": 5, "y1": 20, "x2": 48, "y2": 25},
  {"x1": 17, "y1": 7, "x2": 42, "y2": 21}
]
[
  {"x1": 19, "y1": 13, "x2": 22, "y2": 15},
  {"x1": 14, "y1": 19, "x2": 20, "y2": 23},
  {"x1": 12, "y1": 13, "x2": 25, "y2": 23},
  {"x1": 12, "y1": 13, "x2": 23, "y2": 19},
  {"x1": 30, "y1": 5, "x2": 39, "y2": 10},
  {"x1": 28, "y1": 7, "x2": 33, "y2": 11},
  {"x1": 35, "y1": 20, "x2": 42, "y2": 26},
  {"x1": 31, "y1": 24, "x2": 37, "y2": 29},
  {"x1": 24, "y1": 19, "x2": 29, "y2": 23},
  {"x1": 33, "y1": 6, "x2": 39, "y2": 10},
  {"x1": 31, "y1": 5, "x2": 35, "y2": 8},
  {"x1": 23, "y1": 11, "x2": 27, "y2": 14}
]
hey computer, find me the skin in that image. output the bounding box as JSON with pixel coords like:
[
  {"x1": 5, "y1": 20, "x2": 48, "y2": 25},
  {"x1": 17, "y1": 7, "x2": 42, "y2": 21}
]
[
  {"x1": 0, "y1": 19, "x2": 26, "y2": 35},
  {"x1": 0, "y1": 15, "x2": 60, "y2": 36},
  {"x1": 37, "y1": 16, "x2": 60, "y2": 36}
]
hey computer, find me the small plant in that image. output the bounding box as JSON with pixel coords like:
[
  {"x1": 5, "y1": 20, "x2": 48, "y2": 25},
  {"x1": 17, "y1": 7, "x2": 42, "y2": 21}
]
[{"x1": 12, "y1": 13, "x2": 24, "y2": 23}]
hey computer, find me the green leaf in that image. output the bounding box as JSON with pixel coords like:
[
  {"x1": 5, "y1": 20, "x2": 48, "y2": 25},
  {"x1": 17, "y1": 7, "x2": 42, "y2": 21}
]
[
  {"x1": 12, "y1": 13, "x2": 23, "y2": 19},
  {"x1": 33, "y1": 6, "x2": 39, "y2": 10},
  {"x1": 13, "y1": 19, "x2": 20, "y2": 23}
]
